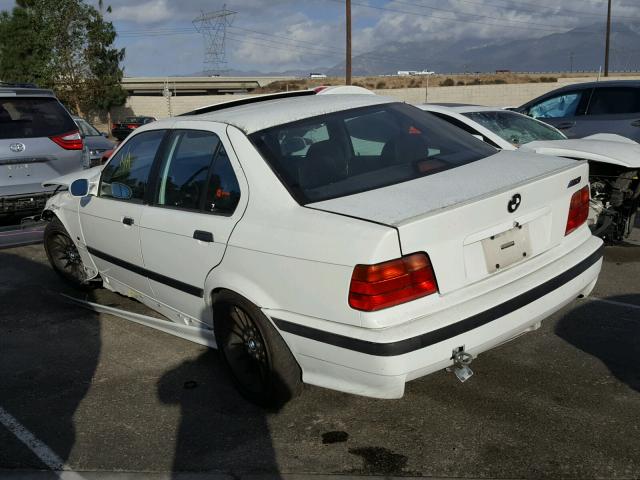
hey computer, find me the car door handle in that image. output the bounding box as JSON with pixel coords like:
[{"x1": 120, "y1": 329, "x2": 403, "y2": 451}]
[
  {"x1": 193, "y1": 230, "x2": 214, "y2": 243},
  {"x1": 631, "y1": 119, "x2": 640, "y2": 127},
  {"x1": 555, "y1": 122, "x2": 575, "y2": 130},
  {"x1": 122, "y1": 216, "x2": 134, "y2": 226}
]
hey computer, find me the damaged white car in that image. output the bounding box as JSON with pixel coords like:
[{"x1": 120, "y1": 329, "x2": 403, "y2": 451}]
[
  {"x1": 419, "y1": 104, "x2": 640, "y2": 242},
  {"x1": 41, "y1": 92, "x2": 603, "y2": 405}
]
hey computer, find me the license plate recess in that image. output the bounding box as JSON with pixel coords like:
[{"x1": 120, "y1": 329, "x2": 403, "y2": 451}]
[{"x1": 482, "y1": 223, "x2": 531, "y2": 273}]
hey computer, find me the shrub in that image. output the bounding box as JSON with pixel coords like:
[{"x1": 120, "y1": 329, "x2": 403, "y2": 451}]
[
  {"x1": 456, "y1": 80, "x2": 465, "y2": 86},
  {"x1": 376, "y1": 81, "x2": 387, "y2": 89},
  {"x1": 440, "y1": 78, "x2": 455, "y2": 86}
]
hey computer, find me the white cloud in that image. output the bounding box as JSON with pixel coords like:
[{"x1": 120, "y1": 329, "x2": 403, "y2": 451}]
[{"x1": 109, "y1": 0, "x2": 174, "y2": 23}]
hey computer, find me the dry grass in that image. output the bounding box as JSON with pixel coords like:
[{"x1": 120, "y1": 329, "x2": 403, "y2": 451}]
[{"x1": 253, "y1": 71, "x2": 640, "y2": 93}]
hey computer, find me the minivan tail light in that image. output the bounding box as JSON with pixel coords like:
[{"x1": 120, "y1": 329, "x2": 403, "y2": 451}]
[
  {"x1": 50, "y1": 130, "x2": 83, "y2": 150},
  {"x1": 349, "y1": 253, "x2": 438, "y2": 311},
  {"x1": 565, "y1": 185, "x2": 590, "y2": 236}
]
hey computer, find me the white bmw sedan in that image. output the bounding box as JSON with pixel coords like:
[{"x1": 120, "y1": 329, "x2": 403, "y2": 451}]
[{"x1": 41, "y1": 92, "x2": 603, "y2": 405}]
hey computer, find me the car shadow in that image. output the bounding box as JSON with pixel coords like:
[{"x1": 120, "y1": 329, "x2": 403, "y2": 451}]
[
  {"x1": 555, "y1": 294, "x2": 640, "y2": 393},
  {"x1": 0, "y1": 247, "x2": 101, "y2": 471}
]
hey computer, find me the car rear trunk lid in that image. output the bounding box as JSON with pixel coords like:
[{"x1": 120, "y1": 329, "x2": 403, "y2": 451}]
[{"x1": 309, "y1": 150, "x2": 588, "y2": 294}]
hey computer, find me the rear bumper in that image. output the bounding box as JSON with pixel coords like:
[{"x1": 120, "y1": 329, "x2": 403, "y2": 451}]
[
  {"x1": 266, "y1": 235, "x2": 604, "y2": 399},
  {"x1": 0, "y1": 191, "x2": 52, "y2": 216}
]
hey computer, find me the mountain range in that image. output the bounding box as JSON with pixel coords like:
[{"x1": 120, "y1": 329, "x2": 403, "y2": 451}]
[{"x1": 220, "y1": 22, "x2": 640, "y2": 77}]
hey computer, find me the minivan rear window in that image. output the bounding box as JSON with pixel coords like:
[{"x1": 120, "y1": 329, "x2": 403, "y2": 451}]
[
  {"x1": 0, "y1": 97, "x2": 77, "y2": 139},
  {"x1": 250, "y1": 102, "x2": 497, "y2": 204}
]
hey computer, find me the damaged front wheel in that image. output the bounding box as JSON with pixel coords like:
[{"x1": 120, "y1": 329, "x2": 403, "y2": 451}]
[{"x1": 44, "y1": 217, "x2": 88, "y2": 288}]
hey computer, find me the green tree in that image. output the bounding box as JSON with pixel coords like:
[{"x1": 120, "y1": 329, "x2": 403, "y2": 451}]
[{"x1": 0, "y1": 0, "x2": 127, "y2": 118}]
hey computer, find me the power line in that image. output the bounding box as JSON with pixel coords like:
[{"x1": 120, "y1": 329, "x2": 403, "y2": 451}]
[
  {"x1": 383, "y1": 0, "x2": 593, "y2": 30},
  {"x1": 428, "y1": 0, "x2": 640, "y2": 21}
]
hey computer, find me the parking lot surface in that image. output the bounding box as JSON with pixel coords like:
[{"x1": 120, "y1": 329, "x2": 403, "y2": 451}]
[{"x1": 1, "y1": 232, "x2": 639, "y2": 479}]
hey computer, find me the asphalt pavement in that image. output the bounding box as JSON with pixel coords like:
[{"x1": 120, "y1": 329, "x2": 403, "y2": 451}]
[{"x1": 0, "y1": 231, "x2": 639, "y2": 479}]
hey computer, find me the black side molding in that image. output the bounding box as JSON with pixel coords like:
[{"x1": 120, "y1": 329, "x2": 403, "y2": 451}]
[
  {"x1": 87, "y1": 247, "x2": 204, "y2": 298},
  {"x1": 273, "y1": 245, "x2": 604, "y2": 357}
]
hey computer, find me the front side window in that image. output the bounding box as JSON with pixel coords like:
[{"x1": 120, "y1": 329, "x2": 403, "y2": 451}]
[
  {"x1": 100, "y1": 130, "x2": 166, "y2": 202},
  {"x1": 250, "y1": 102, "x2": 496, "y2": 204},
  {"x1": 529, "y1": 92, "x2": 583, "y2": 119},
  {"x1": 464, "y1": 111, "x2": 566, "y2": 146},
  {"x1": 587, "y1": 87, "x2": 640, "y2": 115}
]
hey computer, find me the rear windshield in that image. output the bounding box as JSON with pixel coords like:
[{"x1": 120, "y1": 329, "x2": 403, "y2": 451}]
[
  {"x1": 250, "y1": 102, "x2": 497, "y2": 203},
  {"x1": 124, "y1": 117, "x2": 146, "y2": 123},
  {"x1": 0, "y1": 97, "x2": 76, "y2": 139}
]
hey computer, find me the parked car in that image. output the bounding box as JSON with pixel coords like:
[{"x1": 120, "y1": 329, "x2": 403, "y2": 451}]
[
  {"x1": 111, "y1": 116, "x2": 156, "y2": 141},
  {"x1": 418, "y1": 104, "x2": 640, "y2": 242},
  {"x1": 73, "y1": 116, "x2": 116, "y2": 168},
  {"x1": 0, "y1": 83, "x2": 85, "y2": 218},
  {"x1": 515, "y1": 80, "x2": 640, "y2": 142},
  {"x1": 41, "y1": 92, "x2": 603, "y2": 406}
]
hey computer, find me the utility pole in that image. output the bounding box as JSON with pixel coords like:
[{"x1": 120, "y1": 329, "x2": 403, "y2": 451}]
[
  {"x1": 346, "y1": 0, "x2": 352, "y2": 85},
  {"x1": 604, "y1": 0, "x2": 612, "y2": 77},
  {"x1": 569, "y1": 51, "x2": 574, "y2": 73}
]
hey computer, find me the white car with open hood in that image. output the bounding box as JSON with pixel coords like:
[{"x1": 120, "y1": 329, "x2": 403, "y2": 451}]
[
  {"x1": 418, "y1": 104, "x2": 640, "y2": 242},
  {"x1": 41, "y1": 91, "x2": 603, "y2": 405}
]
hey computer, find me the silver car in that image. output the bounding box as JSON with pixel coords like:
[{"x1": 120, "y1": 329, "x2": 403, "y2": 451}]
[
  {"x1": 73, "y1": 116, "x2": 116, "y2": 168},
  {"x1": 517, "y1": 80, "x2": 640, "y2": 142},
  {"x1": 1, "y1": 84, "x2": 85, "y2": 217}
]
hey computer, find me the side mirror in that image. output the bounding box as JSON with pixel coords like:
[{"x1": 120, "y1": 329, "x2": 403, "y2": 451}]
[{"x1": 70, "y1": 178, "x2": 89, "y2": 197}]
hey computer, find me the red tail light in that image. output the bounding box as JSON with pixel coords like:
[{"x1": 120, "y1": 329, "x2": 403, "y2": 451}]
[
  {"x1": 127, "y1": 124, "x2": 139, "y2": 129},
  {"x1": 50, "y1": 130, "x2": 83, "y2": 150},
  {"x1": 349, "y1": 253, "x2": 438, "y2": 311},
  {"x1": 112, "y1": 123, "x2": 117, "y2": 130},
  {"x1": 565, "y1": 185, "x2": 590, "y2": 236}
]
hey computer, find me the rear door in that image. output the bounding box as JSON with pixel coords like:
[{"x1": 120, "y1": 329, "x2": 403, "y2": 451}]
[
  {"x1": 580, "y1": 86, "x2": 640, "y2": 141},
  {"x1": 525, "y1": 89, "x2": 591, "y2": 138},
  {"x1": 139, "y1": 123, "x2": 247, "y2": 321},
  {"x1": 80, "y1": 129, "x2": 167, "y2": 297},
  {"x1": 0, "y1": 95, "x2": 83, "y2": 196}
]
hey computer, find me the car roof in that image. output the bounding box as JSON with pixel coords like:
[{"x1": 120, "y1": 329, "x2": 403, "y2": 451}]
[
  {"x1": 421, "y1": 103, "x2": 503, "y2": 114},
  {"x1": 177, "y1": 94, "x2": 396, "y2": 134},
  {"x1": 0, "y1": 87, "x2": 56, "y2": 97},
  {"x1": 544, "y1": 79, "x2": 640, "y2": 92}
]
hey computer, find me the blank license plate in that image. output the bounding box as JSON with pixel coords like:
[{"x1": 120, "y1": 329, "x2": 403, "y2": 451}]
[{"x1": 482, "y1": 224, "x2": 531, "y2": 273}]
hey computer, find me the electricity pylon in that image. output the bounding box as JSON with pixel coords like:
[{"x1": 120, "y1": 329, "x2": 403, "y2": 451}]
[{"x1": 193, "y1": 5, "x2": 236, "y2": 76}]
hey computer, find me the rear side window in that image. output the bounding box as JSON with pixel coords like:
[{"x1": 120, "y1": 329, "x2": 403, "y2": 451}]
[
  {"x1": 100, "y1": 130, "x2": 166, "y2": 202},
  {"x1": 0, "y1": 97, "x2": 77, "y2": 139},
  {"x1": 250, "y1": 102, "x2": 496, "y2": 204},
  {"x1": 529, "y1": 91, "x2": 584, "y2": 119},
  {"x1": 587, "y1": 87, "x2": 640, "y2": 115},
  {"x1": 154, "y1": 130, "x2": 241, "y2": 215},
  {"x1": 155, "y1": 130, "x2": 220, "y2": 211},
  {"x1": 76, "y1": 119, "x2": 100, "y2": 137}
]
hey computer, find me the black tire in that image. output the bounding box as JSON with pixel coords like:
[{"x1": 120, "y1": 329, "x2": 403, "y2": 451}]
[
  {"x1": 44, "y1": 217, "x2": 88, "y2": 288},
  {"x1": 213, "y1": 290, "x2": 303, "y2": 408}
]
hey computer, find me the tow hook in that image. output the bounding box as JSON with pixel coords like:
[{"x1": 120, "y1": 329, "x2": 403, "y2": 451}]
[{"x1": 447, "y1": 346, "x2": 474, "y2": 383}]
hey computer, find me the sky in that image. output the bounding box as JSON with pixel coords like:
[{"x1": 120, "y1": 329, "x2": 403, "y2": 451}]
[{"x1": 0, "y1": 0, "x2": 639, "y2": 76}]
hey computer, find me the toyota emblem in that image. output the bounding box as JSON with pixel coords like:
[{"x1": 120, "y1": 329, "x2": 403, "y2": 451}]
[
  {"x1": 9, "y1": 143, "x2": 25, "y2": 153},
  {"x1": 508, "y1": 193, "x2": 521, "y2": 213}
]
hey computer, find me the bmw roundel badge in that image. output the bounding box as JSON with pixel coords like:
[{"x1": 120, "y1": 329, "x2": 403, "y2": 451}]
[{"x1": 508, "y1": 193, "x2": 521, "y2": 213}]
